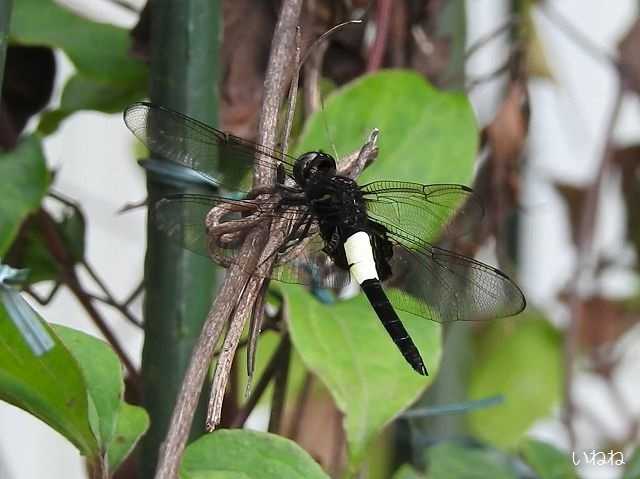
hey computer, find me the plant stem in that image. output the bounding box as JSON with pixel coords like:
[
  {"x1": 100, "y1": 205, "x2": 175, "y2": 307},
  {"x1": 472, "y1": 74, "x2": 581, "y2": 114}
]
[
  {"x1": 141, "y1": 0, "x2": 221, "y2": 476},
  {"x1": 267, "y1": 333, "x2": 291, "y2": 433}
]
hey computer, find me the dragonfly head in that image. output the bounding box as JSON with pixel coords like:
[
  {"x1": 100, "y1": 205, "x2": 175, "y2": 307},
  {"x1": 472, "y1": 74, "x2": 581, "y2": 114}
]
[{"x1": 294, "y1": 151, "x2": 337, "y2": 186}]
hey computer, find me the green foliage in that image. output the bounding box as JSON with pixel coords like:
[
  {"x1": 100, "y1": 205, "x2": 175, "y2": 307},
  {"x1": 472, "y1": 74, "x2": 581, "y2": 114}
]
[
  {"x1": 425, "y1": 442, "x2": 517, "y2": 479},
  {"x1": 623, "y1": 448, "x2": 640, "y2": 479},
  {"x1": 0, "y1": 135, "x2": 49, "y2": 256},
  {"x1": 468, "y1": 312, "x2": 563, "y2": 448},
  {"x1": 7, "y1": 203, "x2": 86, "y2": 286},
  {"x1": 520, "y1": 439, "x2": 578, "y2": 479},
  {"x1": 0, "y1": 305, "x2": 98, "y2": 455},
  {"x1": 107, "y1": 402, "x2": 150, "y2": 472},
  {"x1": 284, "y1": 285, "x2": 441, "y2": 475},
  {"x1": 179, "y1": 430, "x2": 329, "y2": 479},
  {"x1": 294, "y1": 70, "x2": 478, "y2": 186},
  {"x1": 10, "y1": 0, "x2": 147, "y2": 133},
  {"x1": 393, "y1": 464, "x2": 426, "y2": 479},
  {"x1": 285, "y1": 70, "x2": 478, "y2": 476},
  {"x1": 53, "y1": 325, "x2": 124, "y2": 450},
  {"x1": 0, "y1": 307, "x2": 148, "y2": 473}
]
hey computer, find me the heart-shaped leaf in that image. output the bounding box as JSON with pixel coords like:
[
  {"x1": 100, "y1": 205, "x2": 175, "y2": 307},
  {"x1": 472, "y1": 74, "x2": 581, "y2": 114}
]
[
  {"x1": 283, "y1": 285, "x2": 441, "y2": 474},
  {"x1": 180, "y1": 429, "x2": 329, "y2": 479},
  {"x1": 294, "y1": 70, "x2": 478, "y2": 186}
]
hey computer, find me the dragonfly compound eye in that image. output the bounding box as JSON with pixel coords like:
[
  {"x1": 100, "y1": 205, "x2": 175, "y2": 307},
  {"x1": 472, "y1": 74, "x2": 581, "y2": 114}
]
[{"x1": 294, "y1": 152, "x2": 337, "y2": 184}]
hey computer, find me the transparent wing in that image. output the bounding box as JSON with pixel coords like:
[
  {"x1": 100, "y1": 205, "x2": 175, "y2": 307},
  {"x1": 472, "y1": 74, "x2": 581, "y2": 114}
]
[
  {"x1": 151, "y1": 194, "x2": 307, "y2": 259},
  {"x1": 151, "y1": 194, "x2": 350, "y2": 289},
  {"x1": 361, "y1": 181, "x2": 483, "y2": 243},
  {"x1": 271, "y1": 235, "x2": 351, "y2": 290},
  {"x1": 124, "y1": 102, "x2": 297, "y2": 191},
  {"x1": 383, "y1": 229, "x2": 526, "y2": 323}
]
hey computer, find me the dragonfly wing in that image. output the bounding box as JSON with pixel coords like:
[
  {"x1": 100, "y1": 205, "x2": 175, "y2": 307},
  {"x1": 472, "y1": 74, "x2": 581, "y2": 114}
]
[
  {"x1": 362, "y1": 181, "x2": 483, "y2": 243},
  {"x1": 382, "y1": 230, "x2": 526, "y2": 323},
  {"x1": 271, "y1": 235, "x2": 352, "y2": 291},
  {"x1": 124, "y1": 102, "x2": 297, "y2": 191}
]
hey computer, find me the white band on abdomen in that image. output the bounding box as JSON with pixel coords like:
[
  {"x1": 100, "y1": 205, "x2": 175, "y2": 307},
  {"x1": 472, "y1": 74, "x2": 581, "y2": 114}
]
[{"x1": 344, "y1": 231, "x2": 379, "y2": 284}]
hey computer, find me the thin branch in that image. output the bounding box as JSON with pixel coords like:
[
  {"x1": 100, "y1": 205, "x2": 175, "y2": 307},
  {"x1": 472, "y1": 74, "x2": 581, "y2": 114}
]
[
  {"x1": 123, "y1": 279, "x2": 144, "y2": 308},
  {"x1": 267, "y1": 333, "x2": 291, "y2": 433},
  {"x1": 35, "y1": 210, "x2": 141, "y2": 388},
  {"x1": 230, "y1": 333, "x2": 291, "y2": 428},
  {"x1": 80, "y1": 260, "x2": 142, "y2": 327},
  {"x1": 538, "y1": 2, "x2": 617, "y2": 68},
  {"x1": 287, "y1": 372, "x2": 313, "y2": 440},
  {"x1": 367, "y1": 0, "x2": 392, "y2": 72}
]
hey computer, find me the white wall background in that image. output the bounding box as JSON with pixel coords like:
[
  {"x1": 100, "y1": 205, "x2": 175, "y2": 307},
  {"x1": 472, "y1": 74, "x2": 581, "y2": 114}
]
[{"x1": 1, "y1": 0, "x2": 639, "y2": 478}]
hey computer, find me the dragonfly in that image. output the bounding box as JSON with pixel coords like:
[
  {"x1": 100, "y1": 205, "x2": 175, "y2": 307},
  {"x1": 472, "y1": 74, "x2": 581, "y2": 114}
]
[{"x1": 124, "y1": 102, "x2": 526, "y2": 376}]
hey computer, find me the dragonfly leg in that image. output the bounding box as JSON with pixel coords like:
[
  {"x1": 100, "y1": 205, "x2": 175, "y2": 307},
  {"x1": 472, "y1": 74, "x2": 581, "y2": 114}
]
[{"x1": 323, "y1": 229, "x2": 341, "y2": 255}]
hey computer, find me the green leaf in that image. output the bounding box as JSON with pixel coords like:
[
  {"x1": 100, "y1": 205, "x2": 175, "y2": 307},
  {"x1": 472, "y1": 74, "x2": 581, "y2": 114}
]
[
  {"x1": 53, "y1": 325, "x2": 123, "y2": 449},
  {"x1": 10, "y1": 0, "x2": 145, "y2": 83},
  {"x1": 468, "y1": 312, "x2": 563, "y2": 448},
  {"x1": 6, "y1": 204, "x2": 86, "y2": 285},
  {"x1": 425, "y1": 442, "x2": 517, "y2": 479},
  {"x1": 10, "y1": 0, "x2": 147, "y2": 132},
  {"x1": 107, "y1": 403, "x2": 149, "y2": 473},
  {"x1": 294, "y1": 70, "x2": 478, "y2": 186},
  {"x1": 179, "y1": 429, "x2": 330, "y2": 479},
  {"x1": 520, "y1": 439, "x2": 577, "y2": 479},
  {"x1": 623, "y1": 448, "x2": 640, "y2": 479},
  {"x1": 0, "y1": 135, "x2": 49, "y2": 256},
  {"x1": 283, "y1": 284, "x2": 441, "y2": 474},
  {"x1": 285, "y1": 71, "x2": 476, "y2": 475},
  {"x1": 0, "y1": 305, "x2": 99, "y2": 456},
  {"x1": 39, "y1": 73, "x2": 147, "y2": 135},
  {"x1": 393, "y1": 464, "x2": 426, "y2": 479}
]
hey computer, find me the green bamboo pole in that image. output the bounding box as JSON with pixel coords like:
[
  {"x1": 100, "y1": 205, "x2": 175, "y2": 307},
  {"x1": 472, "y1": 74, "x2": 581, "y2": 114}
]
[
  {"x1": 141, "y1": 1, "x2": 220, "y2": 476},
  {"x1": 0, "y1": 0, "x2": 13, "y2": 92}
]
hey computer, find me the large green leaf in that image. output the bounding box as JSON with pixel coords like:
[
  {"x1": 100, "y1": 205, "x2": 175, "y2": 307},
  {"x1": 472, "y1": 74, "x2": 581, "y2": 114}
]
[
  {"x1": 468, "y1": 312, "x2": 562, "y2": 448},
  {"x1": 0, "y1": 305, "x2": 99, "y2": 456},
  {"x1": 52, "y1": 325, "x2": 148, "y2": 473},
  {"x1": 284, "y1": 71, "x2": 476, "y2": 475},
  {"x1": 425, "y1": 442, "x2": 517, "y2": 479},
  {"x1": 283, "y1": 285, "x2": 441, "y2": 475},
  {"x1": 294, "y1": 70, "x2": 478, "y2": 186},
  {"x1": 520, "y1": 439, "x2": 577, "y2": 479},
  {"x1": 0, "y1": 135, "x2": 49, "y2": 256},
  {"x1": 10, "y1": 0, "x2": 147, "y2": 132},
  {"x1": 10, "y1": 0, "x2": 144, "y2": 83},
  {"x1": 0, "y1": 307, "x2": 147, "y2": 472},
  {"x1": 179, "y1": 429, "x2": 329, "y2": 479},
  {"x1": 53, "y1": 325, "x2": 123, "y2": 449}
]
